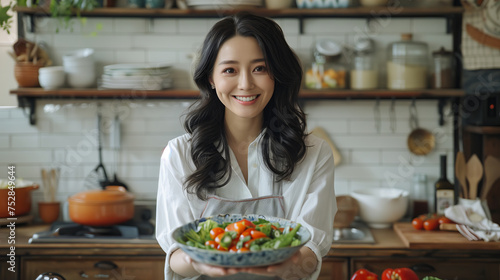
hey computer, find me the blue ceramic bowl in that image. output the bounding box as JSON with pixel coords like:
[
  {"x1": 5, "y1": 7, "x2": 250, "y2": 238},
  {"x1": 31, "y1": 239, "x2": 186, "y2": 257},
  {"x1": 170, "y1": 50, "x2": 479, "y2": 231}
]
[{"x1": 172, "y1": 214, "x2": 311, "y2": 267}]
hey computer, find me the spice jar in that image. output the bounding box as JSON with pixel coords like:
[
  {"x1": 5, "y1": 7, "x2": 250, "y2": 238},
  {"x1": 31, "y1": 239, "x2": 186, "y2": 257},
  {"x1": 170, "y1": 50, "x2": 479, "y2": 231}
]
[
  {"x1": 350, "y1": 38, "x2": 378, "y2": 89},
  {"x1": 387, "y1": 33, "x2": 429, "y2": 90},
  {"x1": 431, "y1": 47, "x2": 455, "y2": 89},
  {"x1": 305, "y1": 40, "x2": 346, "y2": 89}
]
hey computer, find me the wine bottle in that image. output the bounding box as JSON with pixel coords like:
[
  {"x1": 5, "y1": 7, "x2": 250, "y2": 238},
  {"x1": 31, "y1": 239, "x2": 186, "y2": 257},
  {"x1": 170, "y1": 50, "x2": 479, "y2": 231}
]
[{"x1": 435, "y1": 154, "x2": 455, "y2": 215}]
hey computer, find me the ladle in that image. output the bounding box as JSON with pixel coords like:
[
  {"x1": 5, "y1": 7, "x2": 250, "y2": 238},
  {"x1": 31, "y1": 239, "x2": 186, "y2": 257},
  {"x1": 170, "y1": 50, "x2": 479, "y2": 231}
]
[{"x1": 407, "y1": 100, "x2": 435, "y2": 156}]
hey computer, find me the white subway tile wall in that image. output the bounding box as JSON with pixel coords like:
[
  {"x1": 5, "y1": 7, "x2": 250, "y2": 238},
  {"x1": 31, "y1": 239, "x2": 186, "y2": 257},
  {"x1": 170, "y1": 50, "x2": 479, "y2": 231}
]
[{"x1": 2, "y1": 16, "x2": 455, "y2": 214}]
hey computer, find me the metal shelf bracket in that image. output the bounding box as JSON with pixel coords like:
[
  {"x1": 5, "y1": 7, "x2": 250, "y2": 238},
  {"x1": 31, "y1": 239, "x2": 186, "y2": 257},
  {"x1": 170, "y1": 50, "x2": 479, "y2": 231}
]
[{"x1": 17, "y1": 96, "x2": 36, "y2": 125}]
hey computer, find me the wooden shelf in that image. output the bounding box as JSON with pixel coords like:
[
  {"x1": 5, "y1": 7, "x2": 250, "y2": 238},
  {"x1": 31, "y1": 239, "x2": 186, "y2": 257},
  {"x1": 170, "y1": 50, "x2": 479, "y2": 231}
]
[
  {"x1": 464, "y1": 125, "x2": 500, "y2": 135},
  {"x1": 11, "y1": 88, "x2": 465, "y2": 99},
  {"x1": 15, "y1": 6, "x2": 464, "y2": 18}
]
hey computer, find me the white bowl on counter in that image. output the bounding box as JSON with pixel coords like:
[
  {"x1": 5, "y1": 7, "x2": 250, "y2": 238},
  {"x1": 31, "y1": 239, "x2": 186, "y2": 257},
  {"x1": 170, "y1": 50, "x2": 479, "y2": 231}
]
[
  {"x1": 38, "y1": 66, "x2": 66, "y2": 90},
  {"x1": 351, "y1": 187, "x2": 409, "y2": 229}
]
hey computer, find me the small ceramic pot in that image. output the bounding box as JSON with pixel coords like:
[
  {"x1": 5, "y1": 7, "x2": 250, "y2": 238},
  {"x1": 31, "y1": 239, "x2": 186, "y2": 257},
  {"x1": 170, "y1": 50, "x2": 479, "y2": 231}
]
[{"x1": 38, "y1": 201, "x2": 61, "y2": 224}]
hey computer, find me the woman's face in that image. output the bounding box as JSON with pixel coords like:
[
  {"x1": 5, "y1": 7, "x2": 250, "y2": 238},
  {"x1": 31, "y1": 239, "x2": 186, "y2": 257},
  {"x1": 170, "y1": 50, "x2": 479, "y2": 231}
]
[{"x1": 211, "y1": 35, "x2": 275, "y2": 122}]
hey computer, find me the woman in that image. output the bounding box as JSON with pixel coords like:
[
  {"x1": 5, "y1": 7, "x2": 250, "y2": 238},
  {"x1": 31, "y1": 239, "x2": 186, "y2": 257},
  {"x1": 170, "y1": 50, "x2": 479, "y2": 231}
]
[{"x1": 156, "y1": 12, "x2": 336, "y2": 279}]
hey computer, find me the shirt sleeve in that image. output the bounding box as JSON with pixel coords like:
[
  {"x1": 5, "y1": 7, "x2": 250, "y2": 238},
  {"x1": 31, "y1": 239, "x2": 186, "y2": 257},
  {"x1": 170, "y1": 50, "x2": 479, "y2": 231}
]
[
  {"x1": 295, "y1": 137, "x2": 337, "y2": 279},
  {"x1": 156, "y1": 137, "x2": 196, "y2": 279}
]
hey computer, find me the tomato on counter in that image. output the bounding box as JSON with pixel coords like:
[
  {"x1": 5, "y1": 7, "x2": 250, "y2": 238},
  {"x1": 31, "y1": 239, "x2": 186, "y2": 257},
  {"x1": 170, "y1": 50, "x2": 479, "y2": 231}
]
[
  {"x1": 423, "y1": 218, "x2": 440, "y2": 231},
  {"x1": 382, "y1": 268, "x2": 419, "y2": 280},
  {"x1": 351, "y1": 268, "x2": 378, "y2": 280}
]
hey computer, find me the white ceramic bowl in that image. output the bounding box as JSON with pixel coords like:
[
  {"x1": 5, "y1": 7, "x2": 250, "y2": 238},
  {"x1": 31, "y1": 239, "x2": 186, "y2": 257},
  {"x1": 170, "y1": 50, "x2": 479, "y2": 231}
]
[
  {"x1": 62, "y1": 48, "x2": 95, "y2": 64},
  {"x1": 38, "y1": 66, "x2": 66, "y2": 90},
  {"x1": 351, "y1": 188, "x2": 409, "y2": 229},
  {"x1": 265, "y1": 0, "x2": 293, "y2": 9}
]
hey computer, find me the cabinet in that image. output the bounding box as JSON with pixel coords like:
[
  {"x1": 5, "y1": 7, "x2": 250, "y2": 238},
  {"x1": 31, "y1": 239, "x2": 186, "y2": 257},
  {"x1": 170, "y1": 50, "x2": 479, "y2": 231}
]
[
  {"x1": 0, "y1": 257, "x2": 18, "y2": 280},
  {"x1": 352, "y1": 257, "x2": 500, "y2": 280},
  {"x1": 20, "y1": 256, "x2": 164, "y2": 279},
  {"x1": 319, "y1": 257, "x2": 348, "y2": 280},
  {"x1": 463, "y1": 125, "x2": 500, "y2": 224}
]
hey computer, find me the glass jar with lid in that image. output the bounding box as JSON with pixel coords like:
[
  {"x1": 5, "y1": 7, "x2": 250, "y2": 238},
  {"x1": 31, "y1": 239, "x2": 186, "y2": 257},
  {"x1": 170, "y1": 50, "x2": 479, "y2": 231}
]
[
  {"x1": 387, "y1": 33, "x2": 429, "y2": 90},
  {"x1": 305, "y1": 40, "x2": 346, "y2": 89},
  {"x1": 431, "y1": 47, "x2": 455, "y2": 89},
  {"x1": 350, "y1": 38, "x2": 378, "y2": 89}
]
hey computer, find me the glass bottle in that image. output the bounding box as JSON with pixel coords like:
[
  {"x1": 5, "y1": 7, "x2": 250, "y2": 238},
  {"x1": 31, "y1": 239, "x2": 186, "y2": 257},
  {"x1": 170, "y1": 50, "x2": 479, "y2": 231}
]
[
  {"x1": 410, "y1": 173, "x2": 429, "y2": 218},
  {"x1": 387, "y1": 33, "x2": 429, "y2": 90},
  {"x1": 305, "y1": 40, "x2": 346, "y2": 89},
  {"x1": 350, "y1": 38, "x2": 378, "y2": 89},
  {"x1": 435, "y1": 155, "x2": 455, "y2": 215},
  {"x1": 431, "y1": 47, "x2": 455, "y2": 89}
]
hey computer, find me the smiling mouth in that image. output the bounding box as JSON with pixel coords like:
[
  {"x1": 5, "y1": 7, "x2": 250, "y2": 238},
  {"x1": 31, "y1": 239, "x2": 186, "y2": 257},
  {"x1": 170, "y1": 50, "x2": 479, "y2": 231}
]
[{"x1": 233, "y1": 95, "x2": 259, "y2": 102}]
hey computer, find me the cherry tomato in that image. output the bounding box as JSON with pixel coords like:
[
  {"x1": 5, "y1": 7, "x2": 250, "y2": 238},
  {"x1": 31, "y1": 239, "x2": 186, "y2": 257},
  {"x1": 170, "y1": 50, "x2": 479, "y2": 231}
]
[
  {"x1": 240, "y1": 228, "x2": 253, "y2": 240},
  {"x1": 237, "y1": 247, "x2": 250, "y2": 253},
  {"x1": 423, "y1": 218, "x2": 440, "y2": 231},
  {"x1": 210, "y1": 227, "x2": 225, "y2": 240},
  {"x1": 239, "y1": 219, "x2": 256, "y2": 228},
  {"x1": 205, "y1": 240, "x2": 217, "y2": 249},
  {"x1": 250, "y1": 229, "x2": 268, "y2": 239},
  {"x1": 229, "y1": 246, "x2": 238, "y2": 253},
  {"x1": 412, "y1": 217, "x2": 424, "y2": 230},
  {"x1": 438, "y1": 216, "x2": 454, "y2": 224},
  {"x1": 216, "y1": 244, "x2": 228, "y2": 251},
  {"x1": 225, "y1": 221, "x2": 247, "y2": 235},
  {"x1": 214, "y1": 232, "x2": 225, "y2": 244}
]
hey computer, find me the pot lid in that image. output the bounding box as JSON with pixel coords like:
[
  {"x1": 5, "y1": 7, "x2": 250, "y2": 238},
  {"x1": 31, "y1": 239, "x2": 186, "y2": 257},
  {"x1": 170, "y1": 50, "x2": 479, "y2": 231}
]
[{"x1": 69, "y1": 186, "x2": 133, "y2": 203}]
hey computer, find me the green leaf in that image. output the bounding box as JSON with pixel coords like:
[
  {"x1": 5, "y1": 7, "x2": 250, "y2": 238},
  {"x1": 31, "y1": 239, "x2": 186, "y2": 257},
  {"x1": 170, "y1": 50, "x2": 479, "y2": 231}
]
[{"x1": 0, "y1": 3, "x2": 13, "y2": 34}]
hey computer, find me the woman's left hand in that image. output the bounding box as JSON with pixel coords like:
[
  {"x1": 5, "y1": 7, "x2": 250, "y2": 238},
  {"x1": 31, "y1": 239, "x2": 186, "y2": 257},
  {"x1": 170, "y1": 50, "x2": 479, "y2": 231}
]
[
  {"x1": 186, "y1": 246, "x2": 318, "y2": 279},
  {"x1": 240, "y1": 246, "x2": 318, "y2": 279}
]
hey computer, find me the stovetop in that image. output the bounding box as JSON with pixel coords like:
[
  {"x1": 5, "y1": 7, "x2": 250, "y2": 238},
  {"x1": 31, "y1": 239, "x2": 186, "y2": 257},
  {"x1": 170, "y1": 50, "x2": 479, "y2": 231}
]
[{"x1": 29, "y1": 221, "x2": 157, "y2": 244}]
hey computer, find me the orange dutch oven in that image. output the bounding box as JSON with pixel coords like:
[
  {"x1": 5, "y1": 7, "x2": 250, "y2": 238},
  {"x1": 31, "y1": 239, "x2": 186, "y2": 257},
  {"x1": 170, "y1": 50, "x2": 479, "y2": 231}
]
[
  {"x1": 0, "y1": 184, "x2": 39, "y2": 218},
  {"x1": 68, "y1": 186, "x2": 134, "y2": 226}
]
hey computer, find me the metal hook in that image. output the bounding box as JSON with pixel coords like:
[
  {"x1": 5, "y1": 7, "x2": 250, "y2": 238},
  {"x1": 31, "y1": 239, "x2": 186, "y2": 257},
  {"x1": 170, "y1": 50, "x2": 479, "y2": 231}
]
[
  {"x1": 390, "y1": 98, "x2": 396, "y2": 133},
  {"x1": 374, "y1": 98, "x2": 381, "y2": 134}
]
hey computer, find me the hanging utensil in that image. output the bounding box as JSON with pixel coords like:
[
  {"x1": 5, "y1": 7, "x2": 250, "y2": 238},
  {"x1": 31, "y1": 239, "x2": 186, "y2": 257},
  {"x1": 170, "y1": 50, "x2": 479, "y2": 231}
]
[
  {"x1": 407, "y1": 99, "x2": 435, "y2": 156},
  {"x1": 481, "y1": 155, "x2": 500, "y2": 200},
  {"x1": 466, "y1": 154, "x2": 483, "y2": 200},
  {"x1": 455, "y1": 151, "x2": 468, "y2": 199},
  {"x1": 374, "y1": 98, "x2": 381, "y2": 134},
  {"x1": 310, "y1": 126, "x2": 342, "y2": 167},
  {"x1": 108, "y1": 112, "x2": 129, "y2": 190},
  {"x1": 84, "y1": 109, "x2": 111, "y2": 189},
  {"x1": 389, "y1": 98, "x2": 396, "y2": 133}
]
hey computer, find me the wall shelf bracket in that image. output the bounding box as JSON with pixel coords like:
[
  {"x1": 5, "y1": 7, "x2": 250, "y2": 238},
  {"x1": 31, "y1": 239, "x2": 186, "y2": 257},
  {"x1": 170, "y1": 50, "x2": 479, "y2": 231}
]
[
  {"x1": 438, "y1": 98, "x2": 447, "y2": 126},
  {"x1": 17, "y1": 96, "x2": 36, "y2": 125}
]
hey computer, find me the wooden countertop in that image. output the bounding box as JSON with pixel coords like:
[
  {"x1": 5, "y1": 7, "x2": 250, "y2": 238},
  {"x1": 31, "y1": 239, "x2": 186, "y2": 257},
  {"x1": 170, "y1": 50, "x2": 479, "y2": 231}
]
[{"x1": 1, "y1": 223, "x2": 498, "y2": 258}]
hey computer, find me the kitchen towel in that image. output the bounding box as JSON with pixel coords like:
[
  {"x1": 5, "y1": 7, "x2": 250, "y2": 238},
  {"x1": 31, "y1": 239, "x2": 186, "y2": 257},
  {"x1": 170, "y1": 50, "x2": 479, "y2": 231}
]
[{"x1": 445, "y1": 199, "x2": 500, "y2": 242}]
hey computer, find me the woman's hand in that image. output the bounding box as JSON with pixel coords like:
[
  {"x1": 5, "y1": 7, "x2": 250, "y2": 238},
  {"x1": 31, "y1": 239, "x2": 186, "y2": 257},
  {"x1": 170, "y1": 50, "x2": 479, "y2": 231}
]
[
  {"x1": 242, "y1": 246, "x2": 318, "y2": 279},
  {"x1": 184, "y1": 246, "x2": 318, "y2": 279}
]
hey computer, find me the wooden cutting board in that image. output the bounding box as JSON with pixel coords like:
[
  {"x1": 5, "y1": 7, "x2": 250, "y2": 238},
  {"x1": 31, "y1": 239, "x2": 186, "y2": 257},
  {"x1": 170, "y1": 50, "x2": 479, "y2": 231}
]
[{"x1": 393, "y1": 223, "x2": 500, "y2": 250}]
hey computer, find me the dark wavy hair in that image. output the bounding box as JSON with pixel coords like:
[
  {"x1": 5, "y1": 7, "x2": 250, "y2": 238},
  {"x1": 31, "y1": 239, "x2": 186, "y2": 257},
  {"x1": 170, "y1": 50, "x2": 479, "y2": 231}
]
[{"x1": 183, "y1": 12, "x2": 307, "y2": 200}]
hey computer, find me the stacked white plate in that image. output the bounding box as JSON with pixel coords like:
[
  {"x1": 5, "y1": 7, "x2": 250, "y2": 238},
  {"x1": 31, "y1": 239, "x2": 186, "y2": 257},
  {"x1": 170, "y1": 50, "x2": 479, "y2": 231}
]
[
  {"x1": 100, "y1": 63, "x2": 173, "y2": 90},
  {"x1": 185, "y1": 0, "x2": 262, "y2": 9}
]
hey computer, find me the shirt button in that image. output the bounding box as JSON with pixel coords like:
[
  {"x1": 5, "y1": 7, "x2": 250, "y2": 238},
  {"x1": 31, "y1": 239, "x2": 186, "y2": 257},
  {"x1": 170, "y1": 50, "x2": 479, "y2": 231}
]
[{"x1": 252, "y1": 163, "x2": 258, "y2": 168}]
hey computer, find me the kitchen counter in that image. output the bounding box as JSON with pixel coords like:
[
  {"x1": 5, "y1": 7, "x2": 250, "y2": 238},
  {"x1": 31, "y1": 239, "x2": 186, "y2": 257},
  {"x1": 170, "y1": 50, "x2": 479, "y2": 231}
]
[
  {"x1": 2, "y1": 223, "x2": 499, "y2": 257},
  {"x1": 2, "y1": 223, "x2": 500, "y2": 280}
]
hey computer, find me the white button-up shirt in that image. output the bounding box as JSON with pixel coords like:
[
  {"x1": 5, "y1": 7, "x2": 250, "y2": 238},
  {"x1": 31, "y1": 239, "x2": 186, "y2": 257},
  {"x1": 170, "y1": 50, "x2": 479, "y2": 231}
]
[{"x1": 156, "y1": 132, "x2": 336, "y2": 279}]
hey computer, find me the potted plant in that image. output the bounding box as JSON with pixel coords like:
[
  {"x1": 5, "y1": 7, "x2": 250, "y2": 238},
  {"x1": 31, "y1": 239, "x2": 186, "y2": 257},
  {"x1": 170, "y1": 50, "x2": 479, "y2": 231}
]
[{"x1": 0, "y1": 0, "x2": 99, "y2": 34}]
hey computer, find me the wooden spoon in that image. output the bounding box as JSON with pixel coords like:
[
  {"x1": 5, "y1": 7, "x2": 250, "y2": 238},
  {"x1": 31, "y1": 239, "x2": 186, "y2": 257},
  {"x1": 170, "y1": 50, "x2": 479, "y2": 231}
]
[
  {"x1": 481, "y1": 156, "x2": 500, "y2": 200},
  {"x1": 466, "y1": 154, "x2": 483, "y2": 200},
  {"x1": 455, "y1": 151, "x2": 468, "y2": 199}
]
